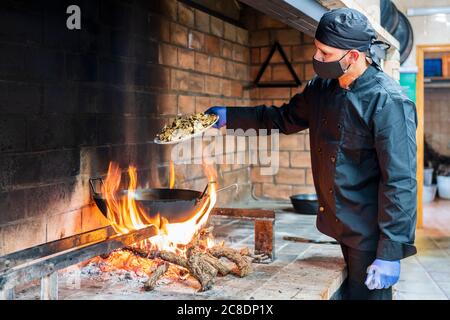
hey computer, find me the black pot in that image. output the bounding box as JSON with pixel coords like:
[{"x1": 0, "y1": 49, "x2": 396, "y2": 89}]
[{"x1": 290, "y1": 194, "x2": 318, "y2": 215}]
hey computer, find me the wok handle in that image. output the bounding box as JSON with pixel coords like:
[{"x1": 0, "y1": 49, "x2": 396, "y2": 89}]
[
  {"x1": 89, "y1": 177, "x2": 104, "y2": 195},
  {"x1": 198, "y1": 182, "x2": 211, "y2": 200}
]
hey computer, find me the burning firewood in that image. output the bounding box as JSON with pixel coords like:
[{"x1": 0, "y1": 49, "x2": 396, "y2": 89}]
[
  {"x1": 208, "y1": 246, "x2": 253, "y2": 277},
  {"x1": 122, "y1": 226, "x2": 254, "y2": 291},
  {"x1": 144, "y1": 263, "x2": 169, "y2": 291}
]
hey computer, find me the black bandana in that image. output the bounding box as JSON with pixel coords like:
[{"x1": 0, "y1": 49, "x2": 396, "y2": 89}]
[
  {"x1": 315, "y1": 8, "x2": 390, "y2": 68},
  {"x1": 315, "y1": 8, "x2": 376, "y2": 51}
]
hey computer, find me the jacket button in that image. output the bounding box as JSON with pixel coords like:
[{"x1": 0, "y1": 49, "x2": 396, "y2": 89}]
[
  {"x1": 337, "y1": 124, "x2": 342, "y2": 129},
  {"x1": 329, "y1": 188, "x2": 333, "y2": 194},
  {"x1": 330, "y1": 156, "x2": 336, "y2": 163},
  {"x1": 318, "y1": 147, "x2": 322, "y2": 153},
  {"x1": 319, "y1": 206, "x2": 324, "y2": 212}
]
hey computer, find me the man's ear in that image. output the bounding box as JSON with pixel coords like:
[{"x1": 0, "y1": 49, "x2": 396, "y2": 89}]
[{"x1": 348, "y1": 50, "x2": 360, "y2": 63}]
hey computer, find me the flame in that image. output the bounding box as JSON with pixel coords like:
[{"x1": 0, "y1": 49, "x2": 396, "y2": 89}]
[{"x1": 101, "y1": 162, "x2": 217, "y2": 256}]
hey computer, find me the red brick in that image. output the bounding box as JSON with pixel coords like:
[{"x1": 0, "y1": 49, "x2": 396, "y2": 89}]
[
  {"x1": 205, "y1": 35, "x2": 220, "y2": 56},
  {"x1": 257, "y1": 15, "x2": 287, "y2": 29},
  {"x1": 251, "y1": 65, "x2": 271, "y2": 82},
  {"x1": 211, "y1": 16, "x2": 224, "y2": 37},
  {"x1": 159, "y1": 18, "x2": 171, "y2": 42},
  {"x1": 293, "y1": 64, "x2": 305, "y2": 81},
  {"x1": 253, "y1": 183, "x2": 263, "y2": 197},
  {"x1": 306, "y1": 168, "x2": 314, "y2": 185},
  {"x1": 259, "y1": 87, "x2": 291, "y2": 99},
  {"x1": 292, "y1": 185, "x2": 316, "y2": 195},
  {"x1": 251, "y1": 48, "x2": 260, "y2": 64},
  {"x1": 290, "y1": 151, "x2": 311, "y2": 168},
  {"x1": 178, "y1": 2, "x2": 194, "y2": 27},
  {"x1": 231, "y1": 81, "x2": 243, "y2": 98},
  {"x1": 262, "y1": 183, "x2": 292, "y2": 200},
  {"x1": 272, "y1": 64, "x2": 294, "y2": 81},
  {"x1": 275, "y1": 167, "x2": 305, "y2": 185},
  {"x1": 159, "y1": 43, "x2": 177, "y2": 66},
  {"x1": 250, "y1": 30, "x2": 270, "y2": 47},
  {"x1": 161, "y1": 0, "x2": 178, "y2": 21},
  {"x1": 236, "y1": 28, "x2": 249, "y2": 45},
  {"x1": 188, "y1": 30, "x2": 204, "y2": 51},
  {"x1": 221, "y1": 79, "x2": 232, "y2": 96},
  {"x1": 178, "y1": 48, "x2": 195, "y2": 70},
  {"x1": 223, "y1": 98, "x2": 236, "y2": 106},
  {"x1": 234, "y1": 63, "x2": 248, "y2": 80},
  {"x1": 250, "y1": 167, "x2": 274, "y2": 183},
  {"x1": 303, "y1": 33, "x2": 315, "y2": 44},
  {"x1": 272, "y1": 29, "x2": 302, "y2": 46},
  {"x1": 279, "y1": 151, "x2": 290, "y2": 167},
  {"x1": 210, "y1": 57, "x2": 225, "y2": 76},
  {"x1": 280, "y1": 134, "x2": 304, "y2": 150},
  {"x1": 171, "y1": 69, "x2": 204, "y2": 93},
  {"x1": 221, "y1": 40, "x2": 233, "y2": 59},
  {"x1": 305, "y1": 63, "x2": 315, "y2": 80},
  {"x1": 195, "y1": 96, "x2": 211, "y2": 113},
  {"x1": 224, "y1": 60, "x2": 235, "y2": 78},
  {"x1": 205, "y1": 75, "x2": 222, "y2": 95},
  {"x1": 304, "y1": 132, "x2": 310, "y2": 150},
  {"x1": 210, "y1": 97, "x2": 224, "y2": 106},
  {"x1": 178, "y1": 95, "x2": 195, "y2": 114},
  {"x1": 261, "y1": 46, "x2": 291, "y2": 63},
  {"x1": 233, "y1": 43, "x2": 249, "y2": 63},
  {"x1": 170, "y1": 22, "x2": 188, "y2": 47},
  {"x1": 157, "y1": 93, "x2": 178, "y2": 115},
  {"x1": 195, "y1": 9, "x2": 210, "y2": 33},
  {"x1": 195, "y1": 52, "x2": 210, "y2": 73},
  {"x1": 292, "y1": 44, "x2": 316, "y2": 62},
  {"x1": 224, "y1": 22, "x2": 237, "y2": 42}
]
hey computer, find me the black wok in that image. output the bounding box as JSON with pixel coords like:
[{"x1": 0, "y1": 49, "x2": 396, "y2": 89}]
[{"x1": 89, "y1": 177, "x2": 211, "y2": 223}]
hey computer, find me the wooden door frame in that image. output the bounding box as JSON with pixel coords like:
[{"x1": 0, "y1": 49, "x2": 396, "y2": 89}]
[{"x1": 416, "y1": 44, "x2": 450, "y2": 228}]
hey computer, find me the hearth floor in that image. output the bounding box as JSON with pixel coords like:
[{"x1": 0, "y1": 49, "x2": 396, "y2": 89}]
[{"x1": 15, "y1": 204, "x2": 346, "y2": 300}]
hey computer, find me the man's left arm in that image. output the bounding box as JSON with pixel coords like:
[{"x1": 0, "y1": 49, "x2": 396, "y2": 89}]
[{"x1": 373, "y1": 96, "x2": 418, "y2": 261}]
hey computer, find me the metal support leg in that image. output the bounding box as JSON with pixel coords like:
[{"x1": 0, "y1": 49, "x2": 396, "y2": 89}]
[
  {"x1": 254, "y1": 219, "x2": 275, "y2": 260},
  {"x1": 40, "y1": 272, "x2": 58, "y2": 300},
  {"x1": 0, "y1": 287, "x2": 15, "y2": 300}
]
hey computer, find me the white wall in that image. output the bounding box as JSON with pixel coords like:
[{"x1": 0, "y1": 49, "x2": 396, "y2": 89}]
[{"x1": 392, "y1": 0, "x2": 450, "y2": 67}]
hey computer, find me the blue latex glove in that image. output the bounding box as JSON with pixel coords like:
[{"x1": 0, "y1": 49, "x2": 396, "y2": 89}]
[
  {"x1": 365, "y1": 259, "x2": 400, "y2": 290},
  {"x1": 205, "y1": 106, "x2": 226, "y2": 128}
]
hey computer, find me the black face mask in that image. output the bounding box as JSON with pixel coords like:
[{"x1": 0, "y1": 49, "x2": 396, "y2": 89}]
[{"x1": 312, "y1": 51, "x2": 351, "y2": 79}]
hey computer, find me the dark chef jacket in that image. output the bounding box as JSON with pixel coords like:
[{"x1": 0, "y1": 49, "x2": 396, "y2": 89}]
[{"x1": 227, "y1": 65, "x2": 418, "y2": 261}]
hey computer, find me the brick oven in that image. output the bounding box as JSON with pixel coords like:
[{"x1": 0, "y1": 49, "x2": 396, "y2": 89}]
[{"x1": 1, "y1": 0, "x2": 399, "y2": 300}]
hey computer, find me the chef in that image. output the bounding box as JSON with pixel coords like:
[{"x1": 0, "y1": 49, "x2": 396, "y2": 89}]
[{"x1": 206, "y1": 8, "x2": 418, "y2": 300}]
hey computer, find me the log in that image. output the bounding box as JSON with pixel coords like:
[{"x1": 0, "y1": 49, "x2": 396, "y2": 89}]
[
  {"x1": 133, "y1": 248, "x2": 216, "y2": 292},
  {"x1": 208, "y1": 246, "x2": 253, "y2": 277},
  {"x1": 202, "y1": 253, "x2": 232, "y2": 276},
  {"x1": 143, "y1": 263, "x2": 169, "y2": 291},
  {"x1": 187, "y1": 251, "x2": 217, "y2": 291}
]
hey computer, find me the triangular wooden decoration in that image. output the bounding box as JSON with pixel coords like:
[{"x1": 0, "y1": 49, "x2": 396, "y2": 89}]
[{"x1": 254, "y1": 41, "x2": 302, "y2": 88}]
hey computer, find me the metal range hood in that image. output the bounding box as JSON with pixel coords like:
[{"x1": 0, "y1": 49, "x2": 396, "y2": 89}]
[{"x1": 239, "y1": 0, "x2": 328, "y2": 36}]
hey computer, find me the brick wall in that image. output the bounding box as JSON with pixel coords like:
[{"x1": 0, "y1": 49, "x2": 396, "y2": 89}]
[
  {"x1": 242, "y1": 10, "x2": 316, "y2": 200},
  {"x1": 0, "y1": 0, "x2": 172, "y2": 254},
  {"x1": 0, "y1": 0, "x2": 315, "y2": 255},
  {"x1": 424, "y1": 88, "x2": 450, "y2": 157}
]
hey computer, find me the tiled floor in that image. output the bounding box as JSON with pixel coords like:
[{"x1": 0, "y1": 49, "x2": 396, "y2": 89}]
[{"x1": 395, "y1": 198, "x2": 450, "y2": 300}]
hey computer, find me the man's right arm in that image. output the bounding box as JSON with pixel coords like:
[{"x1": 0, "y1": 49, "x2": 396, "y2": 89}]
[{"x1": 226, "y1": 84, "x2": 312, "y2": 134}]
